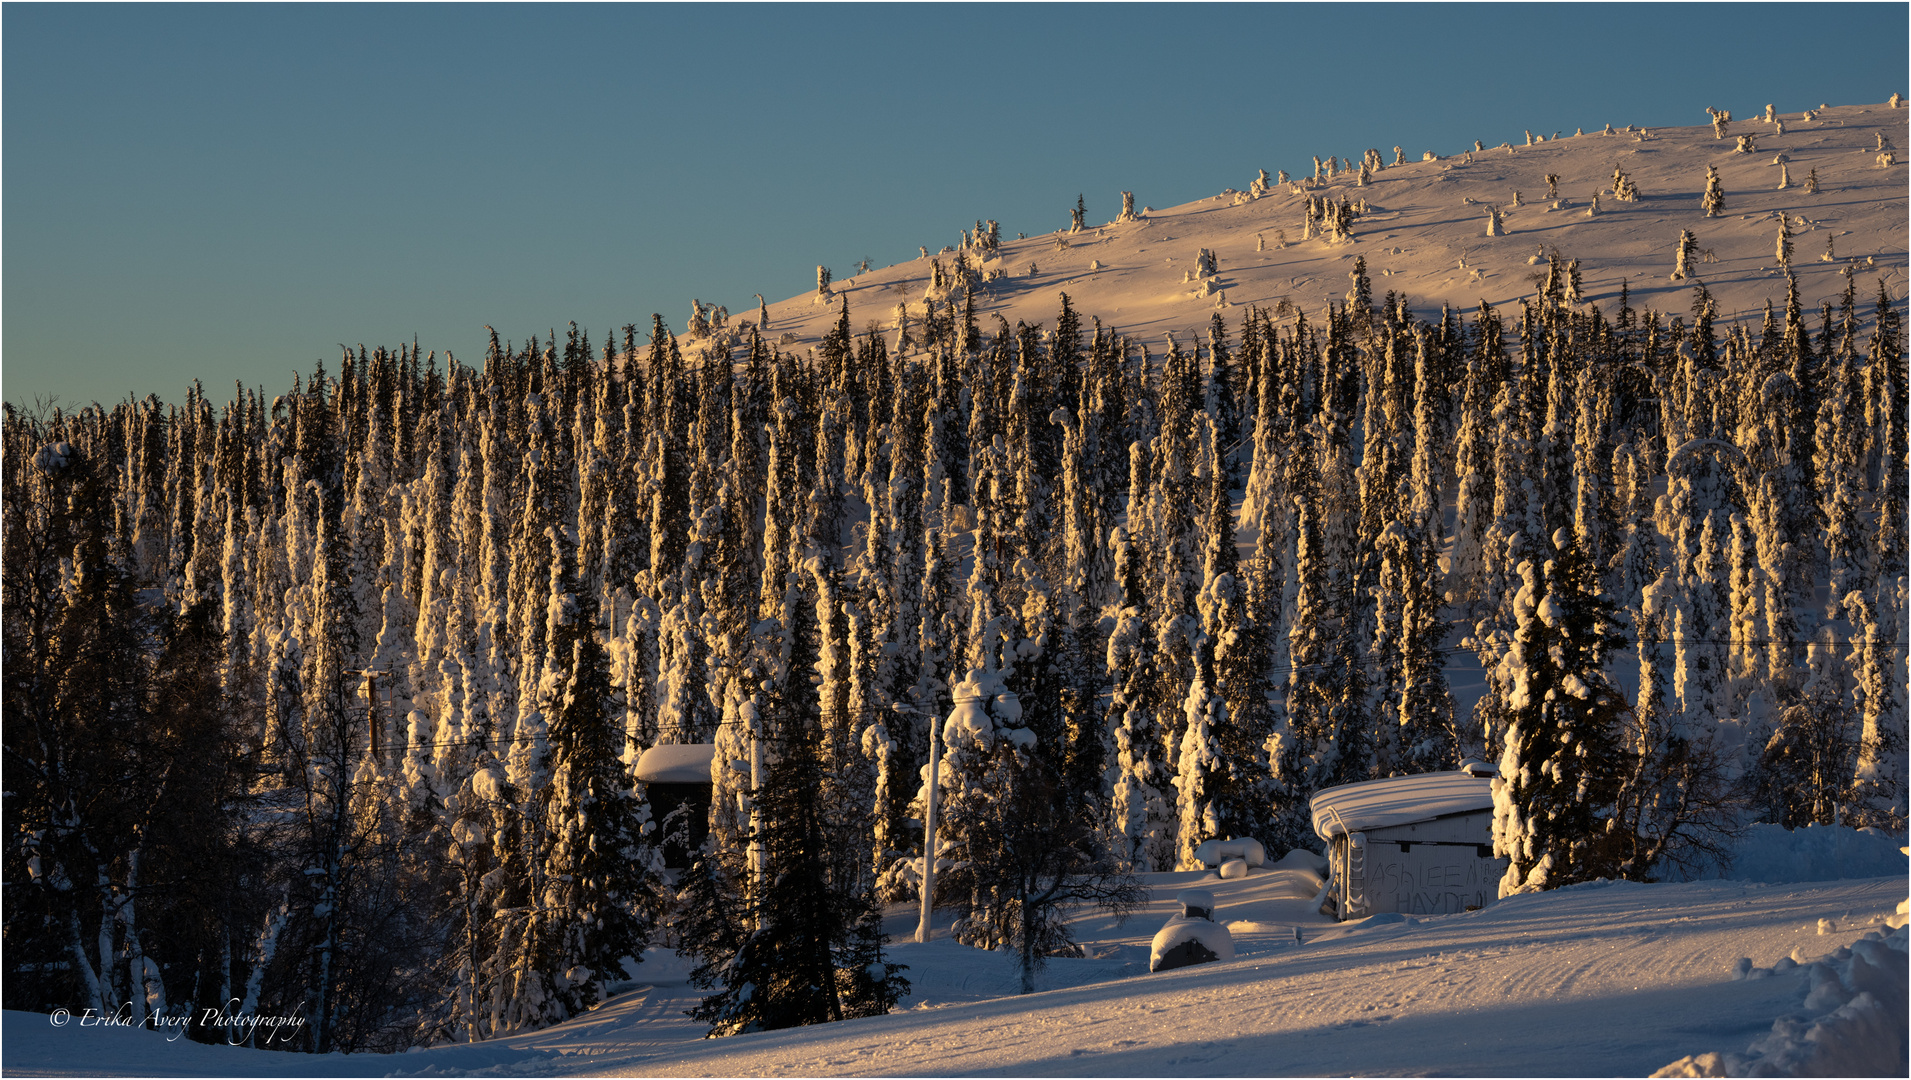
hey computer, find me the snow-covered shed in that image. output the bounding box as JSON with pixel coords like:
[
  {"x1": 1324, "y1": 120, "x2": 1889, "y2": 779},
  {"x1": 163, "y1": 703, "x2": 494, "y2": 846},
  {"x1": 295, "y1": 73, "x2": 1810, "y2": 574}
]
[
  {"x1": 634, "y1": 743, "x2": 716, "y2": 869},
  {"x1": 1309, "y1": 769, "x2": 1508, "y2": 920}
]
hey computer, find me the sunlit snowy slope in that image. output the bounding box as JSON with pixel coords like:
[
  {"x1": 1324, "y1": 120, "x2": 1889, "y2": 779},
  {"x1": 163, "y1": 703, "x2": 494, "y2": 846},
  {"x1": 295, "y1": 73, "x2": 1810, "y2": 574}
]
[
  {"x1": 4, "y1": 863, "x2": 1903, "y2": 1077},
  {"x1": 754, "y1": 102, "x2": 1907, "y2": 350}
]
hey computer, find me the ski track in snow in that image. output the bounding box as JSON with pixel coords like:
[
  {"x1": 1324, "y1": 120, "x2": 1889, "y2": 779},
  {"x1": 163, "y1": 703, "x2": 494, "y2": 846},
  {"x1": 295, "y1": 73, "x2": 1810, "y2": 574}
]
[{"x1": 4, "y1": 873, "x2": 1903, "y2": 1077}]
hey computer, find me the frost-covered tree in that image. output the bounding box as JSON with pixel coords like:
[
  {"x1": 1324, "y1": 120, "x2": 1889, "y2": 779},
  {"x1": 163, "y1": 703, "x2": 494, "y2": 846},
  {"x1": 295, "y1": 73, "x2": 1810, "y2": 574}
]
[
  {"x1": 529, "y1": 523, "x2": 662, "y2": 1019},
  {"x1": 1106, "y1": 445, "x2": 1173, "y2": 869},
  {"x1": 1491, "y1": 529, "x2": 1629, "y2": 895},
  {"x1": 1672, "y1": 229, "x2": 1698, "y2": 281},
  {"x1": 1701, "y1": 165, "x2": 1726, "y2": 217}
]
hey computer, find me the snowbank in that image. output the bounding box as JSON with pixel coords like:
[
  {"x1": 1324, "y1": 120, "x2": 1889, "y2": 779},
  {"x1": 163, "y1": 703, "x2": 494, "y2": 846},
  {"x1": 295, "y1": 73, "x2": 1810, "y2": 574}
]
[
  {"x1": 1653, "y1": 924, "x2": 1908, "y2": 1077},
  {"x1": 1670, "y1": 823, "x2": 1909, "y2": 885}
]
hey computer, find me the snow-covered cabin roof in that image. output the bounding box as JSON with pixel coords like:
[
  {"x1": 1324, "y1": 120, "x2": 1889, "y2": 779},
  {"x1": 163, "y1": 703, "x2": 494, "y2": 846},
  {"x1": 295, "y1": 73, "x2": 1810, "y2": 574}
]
[
  {"x1": 1310, "y1": 772, "x2": 1495, "y2": 840},
  {"x1": 635, "y1": 743, "x2": 717, "y2": 784}
]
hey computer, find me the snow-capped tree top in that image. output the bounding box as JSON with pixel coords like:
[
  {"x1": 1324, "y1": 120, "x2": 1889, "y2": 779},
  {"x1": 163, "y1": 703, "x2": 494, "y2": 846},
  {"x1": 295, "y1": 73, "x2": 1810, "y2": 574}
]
[{"x1": 944, "y1": 662, "x2": 1029, "y2": 751}]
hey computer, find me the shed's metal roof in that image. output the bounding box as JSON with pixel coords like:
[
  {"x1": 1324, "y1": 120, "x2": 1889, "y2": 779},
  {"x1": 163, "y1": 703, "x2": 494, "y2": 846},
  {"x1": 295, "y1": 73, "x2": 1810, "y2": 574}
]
[{"x1": 1310, "y1": 771, "x2": 1495, "y2": 840}]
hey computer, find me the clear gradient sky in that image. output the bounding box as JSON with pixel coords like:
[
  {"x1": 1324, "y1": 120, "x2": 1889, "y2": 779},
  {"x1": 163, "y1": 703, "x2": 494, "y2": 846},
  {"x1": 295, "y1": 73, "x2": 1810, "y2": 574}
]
[{"x1": 6, "y1": 2, "x2": 1906, "y2": 409}]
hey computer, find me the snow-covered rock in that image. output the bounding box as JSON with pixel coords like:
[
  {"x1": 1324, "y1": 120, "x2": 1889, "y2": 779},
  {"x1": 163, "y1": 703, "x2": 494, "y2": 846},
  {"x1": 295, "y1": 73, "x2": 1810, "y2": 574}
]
[{"x1": 1150, "y1": 888, "x2": 1237, "y2": 972}]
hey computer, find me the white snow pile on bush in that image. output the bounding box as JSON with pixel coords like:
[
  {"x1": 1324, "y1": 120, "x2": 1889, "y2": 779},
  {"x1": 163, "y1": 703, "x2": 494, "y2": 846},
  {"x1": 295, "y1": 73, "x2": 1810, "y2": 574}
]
[
  {"x1": 1653, "y1": 924, "x2": 1908, "y2": 1077},
  {"x1": 1670, "y1": 823, "x2": 1908, "y2": 884}
]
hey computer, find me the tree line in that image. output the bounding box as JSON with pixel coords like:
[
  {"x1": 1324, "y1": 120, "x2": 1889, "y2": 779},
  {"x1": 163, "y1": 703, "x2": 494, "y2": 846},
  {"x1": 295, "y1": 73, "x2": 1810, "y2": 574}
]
[{"x1": 4, "y1": 259, "x2": 1904, "y2": 1047}]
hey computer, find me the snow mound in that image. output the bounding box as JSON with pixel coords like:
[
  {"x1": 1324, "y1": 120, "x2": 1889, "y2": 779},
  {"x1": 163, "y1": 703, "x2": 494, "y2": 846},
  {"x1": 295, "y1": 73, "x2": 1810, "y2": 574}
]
[
  {"x1": 1192, "y1": 836, "x2": 1266, "y2": 868},
  {"x1": 1653, "y1": 925, "x2": 1908, "y2": 1077},
  {"x1": 1671, "y1": 823, "x2": 1909, "y2": 884},
  {"x1": 1272, "y1": 847, "x2": 1329, "y2": 875}
]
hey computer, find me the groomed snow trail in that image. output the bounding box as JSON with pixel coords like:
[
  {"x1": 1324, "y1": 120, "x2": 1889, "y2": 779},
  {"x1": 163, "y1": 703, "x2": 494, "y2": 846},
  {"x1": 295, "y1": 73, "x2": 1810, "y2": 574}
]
[{"x1": 4, "y1": 874, "x2": 1902, "y2": 1077}]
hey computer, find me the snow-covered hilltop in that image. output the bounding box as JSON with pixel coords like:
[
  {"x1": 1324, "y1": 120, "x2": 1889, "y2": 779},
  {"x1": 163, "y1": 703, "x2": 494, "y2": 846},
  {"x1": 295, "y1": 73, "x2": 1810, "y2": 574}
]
[{"x1": 755, "y1": 102, "x2": 1907, "y2": 351}]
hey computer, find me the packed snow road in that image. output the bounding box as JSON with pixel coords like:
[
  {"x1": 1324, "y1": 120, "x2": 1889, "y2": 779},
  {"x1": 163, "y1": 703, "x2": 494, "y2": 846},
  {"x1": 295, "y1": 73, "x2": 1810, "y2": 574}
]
[{"x1": 4, "y1": 873, "x2": 1903, "y2": 1077}]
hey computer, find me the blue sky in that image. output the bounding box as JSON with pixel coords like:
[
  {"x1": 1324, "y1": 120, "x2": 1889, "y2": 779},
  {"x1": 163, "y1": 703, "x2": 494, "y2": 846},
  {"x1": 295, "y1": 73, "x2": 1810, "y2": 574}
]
[{"x1": 6, "y1": 2, "x2": 1905, "y2": 409}]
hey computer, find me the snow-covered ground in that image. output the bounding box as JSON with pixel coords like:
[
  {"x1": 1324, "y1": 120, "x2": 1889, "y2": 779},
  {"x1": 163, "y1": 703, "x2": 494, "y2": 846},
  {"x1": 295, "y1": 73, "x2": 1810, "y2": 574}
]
[
  {"x1": 6, "y1": 826, "x2": 1903, "y2": 1077},
  {"x1": 749, "y1": 103, "x2": 1906, "y2": 353}
]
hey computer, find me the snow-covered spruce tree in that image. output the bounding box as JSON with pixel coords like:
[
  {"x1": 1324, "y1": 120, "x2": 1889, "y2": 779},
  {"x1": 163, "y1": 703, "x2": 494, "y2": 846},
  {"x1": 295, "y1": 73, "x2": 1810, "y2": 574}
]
[
  {"x1": 934, "y1": 636, "x2": 1041, "y2": 948},
  {"x1": 1446, "y1": 303, "x2": 1506, "y2": 613},
  {"x1": 1106, "y1": 443, "x2": 1173, "y2": 870},
  {"x1": 1206, "y1": 312, "x2": 1244, "y2": 482},
  {"x1": 1052, "y1": 403, "x2": 1111, "y2": 812},
  {"x1": 530, "y1": 522, "x2": 663, "y2": 1018},
  {"x1": 1490, "y1": 528, "x2": 1630, "y2": 895},
  {"x1": 1701, "y1": 165, "x2": 1726, "y2": 217},
  {"x1": 1847, "y1": 283, "x2": 1908, "y2": 831},
  {"x1": 1197, "y1": 440, "x2": 1276, "y2": 846},
  {"x1": 1672, "y1": 229, "x2": 1697, "y2": 280},
  {"x1": 1267, "y1": 471, "x2": 1338, "y2": 855},
  {"x1": 693, "y1": 590, "x2": 905, "y2": 1036},
  {"x1": 1145, "y1": 338, "x2": 1204, "y2": 822}
]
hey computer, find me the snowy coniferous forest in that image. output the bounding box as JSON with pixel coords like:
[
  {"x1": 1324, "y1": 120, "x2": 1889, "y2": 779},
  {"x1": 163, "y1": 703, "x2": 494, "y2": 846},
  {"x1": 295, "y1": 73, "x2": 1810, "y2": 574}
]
[{"x1": 3, "y1": 102, "x2": 1906, "y2": 1053}]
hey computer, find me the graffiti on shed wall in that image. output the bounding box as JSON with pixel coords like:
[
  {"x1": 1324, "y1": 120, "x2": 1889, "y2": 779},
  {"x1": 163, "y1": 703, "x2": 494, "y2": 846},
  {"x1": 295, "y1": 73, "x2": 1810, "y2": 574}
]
[{"x1": 1360, "y1": 845, "x2": 1504, "y2": 914}]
